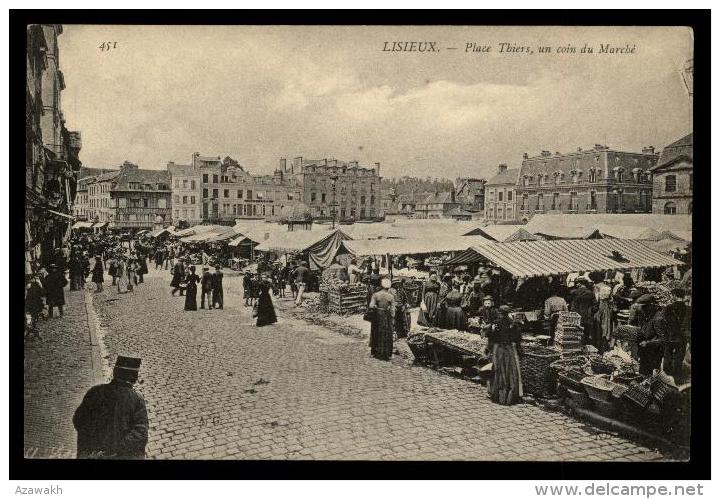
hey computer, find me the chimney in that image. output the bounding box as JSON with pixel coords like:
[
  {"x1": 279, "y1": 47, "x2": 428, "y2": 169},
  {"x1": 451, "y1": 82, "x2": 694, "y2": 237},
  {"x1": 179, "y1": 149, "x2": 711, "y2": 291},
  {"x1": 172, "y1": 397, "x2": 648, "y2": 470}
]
[
  {"x1": 121, "y1": 161, "x2": 138, "y2": 170},
  {"x1": 541, "y1": 150, "x2": 551, "y2": 157},
  {"x1": 498, "y1": 163, "x2": 508, "y2": 174},
  {"x1": 279, "y1": 158, "x2": 287, "y2": 171},
  {"x1": 523, "y1": 153, "x2": 529, "y2": 160},
  {"x1": 642, "y1": 146, "x2": 655, "y2": 155},
  {"x1": 374, "y1": 162, "x2": 381, "y2": 177},
  {"x1": 450, "y1": 189, "x2": 456, "y2": 203},
  {"x1": 577, "y1": 147, "x2": 583, "y2": 152}
]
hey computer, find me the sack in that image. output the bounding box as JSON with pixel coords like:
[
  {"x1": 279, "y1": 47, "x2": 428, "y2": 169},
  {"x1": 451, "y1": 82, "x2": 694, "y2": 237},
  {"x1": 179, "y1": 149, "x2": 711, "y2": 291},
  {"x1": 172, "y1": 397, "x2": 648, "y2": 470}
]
[
  {"x1": 252, "y1": 303, "x2": 258, "y2": 318},
  {"x1": 363, "y1": 309, "x2": 374, "y2": 322}
]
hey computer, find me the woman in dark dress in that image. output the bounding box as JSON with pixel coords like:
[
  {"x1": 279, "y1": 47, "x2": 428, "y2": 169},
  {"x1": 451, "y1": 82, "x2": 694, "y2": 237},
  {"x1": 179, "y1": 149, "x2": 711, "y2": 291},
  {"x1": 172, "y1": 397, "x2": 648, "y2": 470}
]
[
  {"x1": 91, "y1": 256, "x2": 104, "y2": 292},
  {"x1": 368, "y1": 278, "x2": 396, "y2": 360},
  {"x1": 45, "y1": 265, "x2": 68, "y2": 318},
  {"x1": 391, "y1": 279, "x2": 411, "y2": 338},
  {"x1": 487, "y1": 305, "x2": 524, "y2": 405},
  {"x1": 442, "y1": 283, "x2": 467, "y2": 330},
  {"x1": 184, "y1": 266, "x2": 200, "y2": 311},
  {"x1": 417, "y1": 272, "x2": 441, "y2": 327},
  {"x1": 256, "y1": 275, "x2": 278, "y2": 327}
]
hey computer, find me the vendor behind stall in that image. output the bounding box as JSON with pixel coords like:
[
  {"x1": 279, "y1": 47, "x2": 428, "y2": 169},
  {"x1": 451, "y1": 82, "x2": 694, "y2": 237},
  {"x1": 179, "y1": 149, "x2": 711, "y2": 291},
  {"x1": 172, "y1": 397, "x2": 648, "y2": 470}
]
[{"x1": 543, "y1": 285, "x2": 568, "y2": 340}]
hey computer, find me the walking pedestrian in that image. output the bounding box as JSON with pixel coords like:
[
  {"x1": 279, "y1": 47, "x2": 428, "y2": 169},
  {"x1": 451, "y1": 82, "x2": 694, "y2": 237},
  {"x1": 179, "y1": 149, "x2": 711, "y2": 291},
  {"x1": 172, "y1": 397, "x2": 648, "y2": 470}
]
[
  {"x1": 45, "y1": 264, "x2": 67, "y2": 318},
  {"x1": 256, "y1": 273, "x2": 277, "y2": 327},
  {"x1": 137, "y1": 250, "x2": 148, "y2": 284},
  {"x1": 368, "y1": 278, "x2": 395, "y2": 361},
  {"x1": 184, "y1": 265, "x2": 200, "y2": 311},
  {"x1": 25, "y1": 275, "x2": 45, "y2": 340},
  {"x1": 200, "y1": 266, "x2": 214, "y2": 309},
  {"x1": 243, "y1": 271, "x2": 253, "y2": 306},
  {"x1": 293, "y1": 261, "x2": 310, "y2": 306},
  {"x1": 115, "y1": 257, "x2": 128, "y2": 294},
  {"x1": 170, "y1": 258, "x2": 185, "y2": 296},
  {"x1": 212, "y1": 265, "x2": 224, "y2": 310},
  {"x1": 91, "y1": 256, "x2": 104, "y2": 292},
  {"x1": 73, "y1": 356, "x2": 148, "y2": 459},
  {"x1": 107, "y1": 254, "x2": 117, "y2": 286}
]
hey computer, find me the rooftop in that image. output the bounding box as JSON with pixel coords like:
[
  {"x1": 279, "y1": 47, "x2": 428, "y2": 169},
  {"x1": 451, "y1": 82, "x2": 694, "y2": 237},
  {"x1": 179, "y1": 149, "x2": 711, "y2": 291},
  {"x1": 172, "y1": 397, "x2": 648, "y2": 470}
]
[
  {"x1": 487, "y1": 168, "x2": 519, "y2": 186},
  {"x1": 652, "y1": 133, "x2": 693, "y2": 171}
]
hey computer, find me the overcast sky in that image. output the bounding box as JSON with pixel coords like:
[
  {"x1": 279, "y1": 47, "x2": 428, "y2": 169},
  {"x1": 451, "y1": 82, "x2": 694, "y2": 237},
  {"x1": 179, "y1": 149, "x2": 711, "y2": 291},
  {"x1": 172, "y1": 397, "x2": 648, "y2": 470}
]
[{"x1": 58, "y1": 25, "x2": 692, "y2": 180}]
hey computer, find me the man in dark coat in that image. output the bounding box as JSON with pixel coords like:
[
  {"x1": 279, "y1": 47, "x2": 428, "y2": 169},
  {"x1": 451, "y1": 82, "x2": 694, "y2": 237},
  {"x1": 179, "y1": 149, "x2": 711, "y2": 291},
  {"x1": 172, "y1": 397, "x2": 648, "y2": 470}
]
[
  {"x1": 212, "y1": 265, "x2": 224, "y2": 310},
  {"x1": 25, "y1": 276, "x2": 45, "y2": 340},
  {"x1": 45, "y1": 265, "x2": 68, "y2": 318},
  {"x1": 73, "y1": 356, "x2": 148, "y2": 459},
  {"x1": 170, "y1": 258, "x2": 185, "y2": 296},
  {"x1": 200, "y1": 266, "x2": 214, "y2": 309},
  {"x1": 569, "y1": 278, "x2": 597, "y2": 346}
]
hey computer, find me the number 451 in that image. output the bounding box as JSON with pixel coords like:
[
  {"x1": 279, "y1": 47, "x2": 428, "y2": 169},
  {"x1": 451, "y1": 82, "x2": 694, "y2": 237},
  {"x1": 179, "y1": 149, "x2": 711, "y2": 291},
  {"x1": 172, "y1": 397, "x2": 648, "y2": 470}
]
[{"x1": 99, "y1": 41, "x2": 118, "y2": 52}]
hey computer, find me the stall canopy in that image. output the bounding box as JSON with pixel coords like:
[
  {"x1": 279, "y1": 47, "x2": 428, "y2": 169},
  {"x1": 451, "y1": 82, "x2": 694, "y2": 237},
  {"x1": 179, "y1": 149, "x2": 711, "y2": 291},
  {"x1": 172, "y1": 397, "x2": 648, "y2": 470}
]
[
  {"x1": 444, "y1": 239, "x2": 683, "y2": 278},
  {"x1": 462, "y1": 224, "x2": 539, "y2": 242},
  {"x1": 254, "y1": 228, "x2": 351, "y2": 270},
  {"x1": 179, "y1": 225, "x2": 227, "y2": 243},
  {"x1": 175, "y1": 224, "x2": 221, "y2": 239},
  {"x1": 595, "y1": 224, "x2": 661, "y2": 241},
  {"x1": 72, "y1": 221, "x2": 94, "y2": 230},
  {"x1": 525, "y1": 213, "x2": 692, "y2": 235},
  {"x1": 92, "y1": 221, "x2": 109, "y2": 229},
  {"x1": 533, "y1": 227, "x2": 603, "y2": 240},
  {"x1": 340, "y1": 235, "x2": 491, "y2": 257},
  {"x1": 149, "y1": 227, "x2": 172, "y2": 238}
]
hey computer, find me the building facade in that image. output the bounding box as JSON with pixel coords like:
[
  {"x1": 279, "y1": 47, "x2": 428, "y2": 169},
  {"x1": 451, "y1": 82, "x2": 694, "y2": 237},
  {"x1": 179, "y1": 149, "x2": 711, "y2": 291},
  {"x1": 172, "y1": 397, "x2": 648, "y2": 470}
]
[
  {"x1": 455, "y1": 177, "x2": 487, "y2": 213},
  {"x1": 484, "y1": 164, "x2": 519, "y2": 222},
  {"x1": 25, "y1": 24, "x2": 82, "y2": 271},
  {"x1": 515, "y1": 145, "x2": 658, "y2": 223},
  {"x1": 651, "y1": 133, "x2": 693, "y2": 215},
  {"x1": 414, "y1": 191, "x2": 460, "y2": 219},
  {"x1": 284, "y1": 157, "x2": 383, "y2": 221},
  {"x1": 167, "y1": 153, "x2": 304, "y2": 225}
]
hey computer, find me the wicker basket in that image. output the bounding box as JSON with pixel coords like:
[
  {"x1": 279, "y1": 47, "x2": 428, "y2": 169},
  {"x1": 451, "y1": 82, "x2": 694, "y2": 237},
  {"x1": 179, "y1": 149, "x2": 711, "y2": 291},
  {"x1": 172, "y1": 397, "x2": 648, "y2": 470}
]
[
  {"x1": 590, "y1": 358, "x2": 616, "y2": 375},
  {"x1": 520, "y1": 345, "x2": 561, "y2": 397},
  {"x1": 407, "y1": 335, "x2": 431, "y2": 364},
  {"x1": 557, "y1": 311, "x2": 582, "y2": 327}
]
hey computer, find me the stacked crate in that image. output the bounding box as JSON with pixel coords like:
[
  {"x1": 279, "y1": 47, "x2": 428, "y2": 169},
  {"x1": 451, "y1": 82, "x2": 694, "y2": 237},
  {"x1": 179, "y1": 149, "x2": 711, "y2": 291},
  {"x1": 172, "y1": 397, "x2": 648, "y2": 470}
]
[
  {"x1": 325, "y1": 287, "x2": 368, "y2": 315},
  {"x1": 554, "y1": 312, "x2": 584, "y2": 355}
]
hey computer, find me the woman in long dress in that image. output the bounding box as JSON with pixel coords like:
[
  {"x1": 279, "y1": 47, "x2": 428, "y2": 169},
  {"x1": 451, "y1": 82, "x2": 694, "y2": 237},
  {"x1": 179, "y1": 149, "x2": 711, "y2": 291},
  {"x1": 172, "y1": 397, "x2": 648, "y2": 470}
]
[
  {"x1": 593, "y1": 278, "x2": 616, "y2": 353},
  {"x1": 442, "y1": 284, "x2": 467, "y2": 330},
  {"x1": 487, "y1": 305, "x2": 524, "y2": 405},
  {"x1": 115, "y1": 258, "x2": 128, "y2": 294},
  {"x1": 417, "y1": 272, "x2": 440, "y2": 327},
  {"x1": 391, "y1": 278, "x2": 411, "y2": 338},
  {"x1": 184, "y1": 265, "x2": 200, "y2": 311},
  {"x1": 256, "y1": 275, "x2": 278, "y2": 327},
  {"x1": 368, "y1": 278, "x2": 395, "y2": 360},
  {"x1": 91, "y1": 256, "x2": 104, "y2": 292}
]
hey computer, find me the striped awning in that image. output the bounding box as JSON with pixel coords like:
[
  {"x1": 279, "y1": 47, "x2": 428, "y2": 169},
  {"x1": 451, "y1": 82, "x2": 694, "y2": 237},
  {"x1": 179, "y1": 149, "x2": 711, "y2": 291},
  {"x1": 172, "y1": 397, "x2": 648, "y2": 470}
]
[{"x1": 445, "y1": 239, "x2": 683, "y2": 278}]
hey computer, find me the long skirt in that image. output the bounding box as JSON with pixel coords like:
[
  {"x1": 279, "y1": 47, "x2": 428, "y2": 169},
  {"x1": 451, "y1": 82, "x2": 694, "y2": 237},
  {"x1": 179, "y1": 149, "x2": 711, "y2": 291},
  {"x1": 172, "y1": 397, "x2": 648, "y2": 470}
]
[
  {"x1": 184, "y1": 287, "x2": 198, "y2": 311},
  {"x1": 256, "y1": 293, "x2": 277, "y2": 326},
  {"x1": 488, "y1": 343, "x2": 523, "y2": 405},
  {"x1": 417, "y1": 291, "x2": 438, "y2": 327},
  {"x1": 594, "y1": 299, "x2": 615, "y2": 352},
  {"x1": 443, "y1": 306, "x2": 466, "y2": 330},
  {"x1": 394, "y1": 306, "x2": 411, "y2": 338},
  {"x1": 117, "y1": 276, "x2": 128, "y2": 293},
  {"x1": 369, "y1": 308, "x2": 394, "y2": 360}
]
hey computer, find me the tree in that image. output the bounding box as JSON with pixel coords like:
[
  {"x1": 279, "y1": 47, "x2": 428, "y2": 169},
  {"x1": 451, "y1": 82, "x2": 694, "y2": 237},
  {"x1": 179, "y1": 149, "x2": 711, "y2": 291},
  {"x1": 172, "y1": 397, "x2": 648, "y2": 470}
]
[{"x1": 222, "y1": 156, "x2": 244, "y2": 171}]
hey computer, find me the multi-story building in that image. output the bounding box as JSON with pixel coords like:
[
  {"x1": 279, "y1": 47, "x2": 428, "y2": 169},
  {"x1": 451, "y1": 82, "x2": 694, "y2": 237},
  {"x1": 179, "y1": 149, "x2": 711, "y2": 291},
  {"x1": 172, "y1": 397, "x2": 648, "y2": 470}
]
[
  {"x1": 454, "y1": 177, "x2": 487, "y2": 213},
  {"x1": 25, "y1": 24, "x2": 82, "y2": 270},
  {"x1": 484, "y1": 164, "x2": 519, "y2": 222},
  {"x1": 651, "y1": 133, "x2": 693, "y2": 215},
  {"x1": 285, "y1": 157, "x2": 383, "y2": 221},
  {"x1": 167, "y1": 153, "x2": 304, "y2": 225},
  {"x1": 380, "y1": 187, "x2": 397, "y2": 216},
  {"x1": 74, "y1": 166, "x2": 118, "y2": 221},
  {"x1": 414, "y1": 191, "x2": 460, "y2": 219},
  {"x1": 515, "y1": 145, "x2": 658, "y2": 223}
]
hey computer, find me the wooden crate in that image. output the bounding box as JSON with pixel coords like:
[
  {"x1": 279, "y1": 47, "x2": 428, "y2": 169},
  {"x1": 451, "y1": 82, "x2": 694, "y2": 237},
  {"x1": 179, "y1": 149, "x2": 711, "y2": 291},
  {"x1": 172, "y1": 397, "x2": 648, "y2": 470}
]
[{"x1": 326, "y1": 289, "x2": 367, "y2": 315}]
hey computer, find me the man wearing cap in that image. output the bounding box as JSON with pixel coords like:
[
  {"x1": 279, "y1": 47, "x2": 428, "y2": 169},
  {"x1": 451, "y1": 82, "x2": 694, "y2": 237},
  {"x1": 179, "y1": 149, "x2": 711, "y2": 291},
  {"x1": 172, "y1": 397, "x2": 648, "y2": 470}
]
[
  {"x1": 73, "y1": 356, "x2": 148, "y2": 459},
  {"x1": 44, "y1": 264, "x2": 68, "y2": 318},
  {"x1": 200, "y1": 266, "x2": 214, "y2": 309},
  {"x1": 293, "y1": 260, "x2": 310, "y2": 306},
  {"x1": 212, "y1": 265, "x2": 224, "y2": 310}
]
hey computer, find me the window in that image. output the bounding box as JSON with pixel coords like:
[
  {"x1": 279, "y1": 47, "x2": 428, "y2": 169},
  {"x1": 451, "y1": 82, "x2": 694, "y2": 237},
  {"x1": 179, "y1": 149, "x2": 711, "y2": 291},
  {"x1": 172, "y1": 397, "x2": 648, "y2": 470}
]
[
  {"x1": 203, "y1": 188, "x2": 208, "y2": 198},
  {"x1": 311, "y1": 192, "x2": 316, "y2": 202},
  {"x1": 569, "y1": 192, "x2": 577, "y2": 210},
  {"x1": 665, "y1": 175, "x2": 677, "y2": 192},
  {"x1": 321, "y1": 193, "x2": 326, "y2": 203},
  {"x1": 498, "y1": 191, "x2": 504, "y2": 202},
  {"x1": 521, "y1": 194, "x2": 527, "y2": 210},
  {"x1": 191, "y1": 180, "x2": 196, "y2": 190},
  {"x1": 589, "y1": 170, "x2": 597, "y2": 183},
  {"x1": 174, "y1": 179, "x2": 180, "y2": 188},
  {"x1": 664, "y1": 202, "x2": 677, "y2": 215},
  {"x1": 552, "y1": 193, "x2": 559, "y2": 210},
  {"x1": 507, "y1": 191, "x2": 513, "y2": 201},
  {"x1": 143, "y1": 198, "x2": 149, "y2": 208},
  {"x1": 537, "y1": 194, "x2": 543, "y2": 210},
  {"x1": 212, "y1": 189, "x2": 218, "y2": 198},
  {"x1": 224, "y1": 189, "x2": 230, "y2": 198},
  {"x1": 237, "y1": 190, "x2": 243, "y2": 199},
  {"x1": 252, "y1": 205, "x2": 257, "y2": 216},
  {"x1": 212, "y1": 174, "x2": 219, "y2": 183},
  {"x1": 182, "y1": 179, "x2": 188, "y2": 189},
  {"x1": 247, "y1": 190, "x2": 252, "y2": 199},
  {"x1": 360, "y1": 195, "x2": 366, "y2": 204},
  {"x1": 233, "y1": 205, "x2": 237, "y2": 215},
  {"x1": 590, "y1": 191, "x2": 597, "y2": 210},
  {"x1": 190, "y1": 196, "x2": 196, "y2": 204},
  {"x1": 174, "y1": 195, "x2": 180, "y2": 204},
  {"x1": 203, "y1": 174, "x2": 209, "y2": 183},
  {"x1": 370, "y1": 195, "x2": 375, "y2": 204}
]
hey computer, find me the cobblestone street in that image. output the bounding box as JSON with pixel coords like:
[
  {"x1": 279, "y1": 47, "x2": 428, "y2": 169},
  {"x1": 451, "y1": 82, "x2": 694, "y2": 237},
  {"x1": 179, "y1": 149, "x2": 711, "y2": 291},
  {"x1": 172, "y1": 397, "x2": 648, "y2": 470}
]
[{"x1": 26, "y1": 266, "x2": 668, "y2": 461}]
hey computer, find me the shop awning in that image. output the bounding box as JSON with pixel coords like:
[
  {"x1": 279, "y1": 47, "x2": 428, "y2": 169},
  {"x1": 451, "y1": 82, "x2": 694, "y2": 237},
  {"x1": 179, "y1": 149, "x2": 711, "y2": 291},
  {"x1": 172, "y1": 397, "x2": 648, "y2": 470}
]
[
  {"x1": 92, "y1": 221, "x2": 109, "y2": 228},
  {"x1": 254, "y1": 228, "x2": 350, "y2": 253},
  {"x1": 228, "y1": 236, "x2": 254, "y2": 247},
  {"x1": 72, "y1": 221, "x2": 94, "y2": 229},
  {"x1": 46, "y1": 208, "x2": 75, "y2": 220},
  {"x1": 444, "y1": 239, "x2": 683, "y2": 278},
  {"x1": 340, "y1": 235, "x2": 491, "y2": 257},
  {"x1": 136, "y1": 229, "x2": 149, "y2": 235}
]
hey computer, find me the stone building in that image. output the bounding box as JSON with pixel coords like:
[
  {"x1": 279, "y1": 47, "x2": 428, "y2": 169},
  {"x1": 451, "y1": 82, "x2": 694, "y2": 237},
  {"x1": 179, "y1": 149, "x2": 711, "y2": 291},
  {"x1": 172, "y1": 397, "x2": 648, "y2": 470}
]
[
  {"x1": 484, "y1": 164, "x2": 519, "y2": 222},
  {"x1": 167, "y1": 153, "x2": 304, "y2": 225},
  {"x1": 414, "y1": 191, "x2": 460, "y2": 219},
  {"x1": 281, "y1": 157, "x2": 383, "y2": 221},
  {"x1": 73, "y1": 166, "x2": 119, "y2": 221},
  {"x1": 651, "y1": 133, "x2": 693, "y2": 215},
  {"x1": 515, "y1": 145, "x2": 657, "y2": 223},
  {"x1": 25, "y1": 24, "x2": 82, "y2": 271}
]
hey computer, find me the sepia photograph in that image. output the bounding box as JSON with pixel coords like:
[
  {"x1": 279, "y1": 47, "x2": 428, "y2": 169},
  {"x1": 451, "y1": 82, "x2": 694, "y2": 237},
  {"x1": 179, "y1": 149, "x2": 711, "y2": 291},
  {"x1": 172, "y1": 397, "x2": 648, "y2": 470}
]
[{"x1": 14, "y1": 11, "x2": 706, "y2": 484}]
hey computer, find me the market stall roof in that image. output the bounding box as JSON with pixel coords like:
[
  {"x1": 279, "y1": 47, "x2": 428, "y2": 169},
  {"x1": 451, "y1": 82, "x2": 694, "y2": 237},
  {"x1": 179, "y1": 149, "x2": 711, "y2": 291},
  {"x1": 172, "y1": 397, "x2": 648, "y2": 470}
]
[
  {"x1": 149, "y1": 227, "x2": 172, "y2": 238},
  {"x1": 595, "y1": 224, "x2": 662, "y2": 241},
  {"x1": 93, "y1": 221, "x2": 109, "y2": 228},
  {"x1": 204, "y1": 226, "x2": 239, "y2": 243},
  {"x1": 340, "y1": 235, "x2": 492, "y2": 257},
  {"x1": 254, "y1": 228, "x2": 350, "y2": 253},
  {"x1": 525, "y1": 213, "x2": 691, "y2": 235},
  {"x1": 641, "y1": 237, "x2": 690, "y2": 254},
  {"x1": 444, "y1": 239, "x2": 683, "y2": 278},
  {"x1": 136, "y1": 229, "x2": 149, "y2": 235},
  {"x1": 180, "y1": 225, "x2": 226, "y2": 243},
  {"x1": 72, "y1": 221, "x2": 94, "y2": 229},
  {"x1": 533, "y1": 227, "x2": 603, "y2": 240},
  {"x1": 228, "y1": 235, "x2": 255, "y2": 247},
  {"x1": 462, "y1": 224, "x2": 539, "y2": 242},
  {"x1": 174, "y1": 224, "x2": 220, "y2": 238},
  {"x1": 658, "y1": 229, "x2": 692, "y2": 242}
]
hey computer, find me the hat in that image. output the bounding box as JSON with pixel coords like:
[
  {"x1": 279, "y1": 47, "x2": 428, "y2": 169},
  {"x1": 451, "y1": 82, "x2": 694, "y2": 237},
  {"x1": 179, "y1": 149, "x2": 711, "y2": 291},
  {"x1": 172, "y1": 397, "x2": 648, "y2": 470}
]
[
  {"x1": 636, "y1": 294, "x2": 656, "y2": 305},
  {"x1": 114, "y1": 356, "x2": 141, "y2": 371},
  {"x1": 498, "y1": 305, "x2": 512, "y2": 313},
  {"x1": 483, "y1": 295, "x2": 494, "y2": 302},
  {"x1": 381, "y1": 278, "x2": 392, "y2": 289}
]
